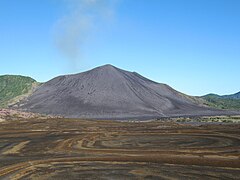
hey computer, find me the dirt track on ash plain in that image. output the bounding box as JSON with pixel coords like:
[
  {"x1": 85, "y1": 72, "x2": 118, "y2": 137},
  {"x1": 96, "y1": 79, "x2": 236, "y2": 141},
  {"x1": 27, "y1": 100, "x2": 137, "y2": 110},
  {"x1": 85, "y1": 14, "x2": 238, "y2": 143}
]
[{"x1": 0, "y1": 118, "x2": 240, "y2": 179}]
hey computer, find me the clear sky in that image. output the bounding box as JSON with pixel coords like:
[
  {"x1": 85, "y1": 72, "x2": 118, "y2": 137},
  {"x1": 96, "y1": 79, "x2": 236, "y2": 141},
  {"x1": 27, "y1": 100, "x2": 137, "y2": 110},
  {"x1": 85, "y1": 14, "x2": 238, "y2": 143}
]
[{"x1": 0, "y1": 0, "x2": 239, "y2": 96}]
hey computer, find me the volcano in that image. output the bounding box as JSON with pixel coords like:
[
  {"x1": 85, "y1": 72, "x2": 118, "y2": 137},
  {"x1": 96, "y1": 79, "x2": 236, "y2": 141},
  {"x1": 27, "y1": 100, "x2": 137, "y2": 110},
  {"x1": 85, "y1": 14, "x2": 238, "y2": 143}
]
[{"x1": 17, "y1": 65, "x2": 229, "y2": 119}]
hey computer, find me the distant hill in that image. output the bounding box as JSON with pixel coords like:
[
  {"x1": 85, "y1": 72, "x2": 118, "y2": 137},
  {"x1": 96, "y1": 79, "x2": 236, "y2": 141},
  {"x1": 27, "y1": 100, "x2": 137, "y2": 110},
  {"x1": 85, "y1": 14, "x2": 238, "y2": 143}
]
[
  {"x1": 0, "y1": 75, "x2": 39, "y2": 108},
  {"x1": 222, "y1": 92, "x2": 240, "y2": 99},
  {"x1": 202, "y1": 92, "x2": 240, "y2": 110},
  {"x1": 15, "y1": 64, "x2": 232, "y2": 119}
]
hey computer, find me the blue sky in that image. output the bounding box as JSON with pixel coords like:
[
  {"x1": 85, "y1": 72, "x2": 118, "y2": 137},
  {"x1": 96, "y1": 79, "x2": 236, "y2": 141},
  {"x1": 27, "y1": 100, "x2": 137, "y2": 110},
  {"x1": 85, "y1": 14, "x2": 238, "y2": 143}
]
[{"x1": 0, "y1": 0, "x2": 239, "y2": 96}]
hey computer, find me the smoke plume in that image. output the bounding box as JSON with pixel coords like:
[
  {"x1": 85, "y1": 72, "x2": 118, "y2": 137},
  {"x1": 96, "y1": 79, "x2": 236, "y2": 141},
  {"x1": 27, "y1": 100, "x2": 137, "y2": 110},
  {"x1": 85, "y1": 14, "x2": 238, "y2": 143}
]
[{"x1": 54, "y1": 0, "x2": 117, "y2": 66}]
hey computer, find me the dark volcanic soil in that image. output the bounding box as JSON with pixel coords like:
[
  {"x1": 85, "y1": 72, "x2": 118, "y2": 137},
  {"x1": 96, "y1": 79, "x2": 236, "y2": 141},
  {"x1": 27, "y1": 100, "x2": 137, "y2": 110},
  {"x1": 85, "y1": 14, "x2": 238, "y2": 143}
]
[
  {"x1": 0, "y1": 118, "x2": 239, "y2": 179},
  {"x1": 16, "y1": 65, "x2": 234, "y2": 119}
]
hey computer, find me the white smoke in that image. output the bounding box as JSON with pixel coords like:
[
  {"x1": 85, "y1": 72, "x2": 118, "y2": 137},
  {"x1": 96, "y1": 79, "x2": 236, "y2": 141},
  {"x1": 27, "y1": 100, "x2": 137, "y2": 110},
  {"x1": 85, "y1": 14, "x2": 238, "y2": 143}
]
[{"x1": 53, "y1": 0, "x2": 117, "y2": 65}]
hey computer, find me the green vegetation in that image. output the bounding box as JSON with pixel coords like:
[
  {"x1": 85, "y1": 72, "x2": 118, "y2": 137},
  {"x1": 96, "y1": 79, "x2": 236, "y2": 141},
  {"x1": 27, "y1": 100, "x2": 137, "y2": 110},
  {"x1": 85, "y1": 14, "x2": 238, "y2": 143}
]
[
  {"x1": 175, "y1": 116, "x2": 240, "y2": 124},
  {"x1": 0, "y1": 75, "x2": 38, "y2": 108},
  {"x1": 202, "y1": 94, "x2": 240, "y2": 110}
]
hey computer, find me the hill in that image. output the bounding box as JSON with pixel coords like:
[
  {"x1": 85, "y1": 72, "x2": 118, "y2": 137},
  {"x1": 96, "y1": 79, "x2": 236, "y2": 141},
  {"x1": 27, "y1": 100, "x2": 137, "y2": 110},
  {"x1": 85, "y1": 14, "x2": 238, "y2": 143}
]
[
  {"x1": 223, "y1": 92, "x2": 240, "y2": 99},
  {"x1": 0, "y1": 75, "x2": 39, "y2": 108},
  {"x1": 16, "y1": 65, "x2": 232, "y2": 119},
  {"x1": 202, "y1": 93, "x2": 240, "y2": 110}
]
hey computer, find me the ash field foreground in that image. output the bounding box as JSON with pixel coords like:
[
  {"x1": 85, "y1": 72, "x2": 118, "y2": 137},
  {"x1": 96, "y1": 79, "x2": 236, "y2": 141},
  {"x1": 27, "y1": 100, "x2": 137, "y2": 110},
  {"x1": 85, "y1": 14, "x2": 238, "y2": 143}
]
[{"x1": 0, "y1": 118, "x2": 240, "y2": 179}]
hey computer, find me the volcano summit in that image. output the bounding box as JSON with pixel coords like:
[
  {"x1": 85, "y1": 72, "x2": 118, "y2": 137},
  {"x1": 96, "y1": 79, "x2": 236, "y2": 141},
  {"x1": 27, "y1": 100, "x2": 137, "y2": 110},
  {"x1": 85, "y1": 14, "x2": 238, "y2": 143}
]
[{"x1": 16, "y1": 65, "x2": 229, "y2": 119}]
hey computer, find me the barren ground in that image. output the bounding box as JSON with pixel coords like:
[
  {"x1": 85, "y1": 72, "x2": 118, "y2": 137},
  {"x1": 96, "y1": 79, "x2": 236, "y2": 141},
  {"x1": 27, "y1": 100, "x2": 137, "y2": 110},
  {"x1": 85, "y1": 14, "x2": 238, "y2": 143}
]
[{"x1": 0, "y1": 118, "x2": 239, "y2": 179}]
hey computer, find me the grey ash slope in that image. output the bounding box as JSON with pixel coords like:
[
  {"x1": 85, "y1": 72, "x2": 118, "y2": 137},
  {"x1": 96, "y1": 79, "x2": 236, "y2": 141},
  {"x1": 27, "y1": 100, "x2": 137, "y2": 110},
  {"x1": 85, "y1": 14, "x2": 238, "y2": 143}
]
[{"x1": 18, "y1": 65, "x2": 230, "y2": 119}]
